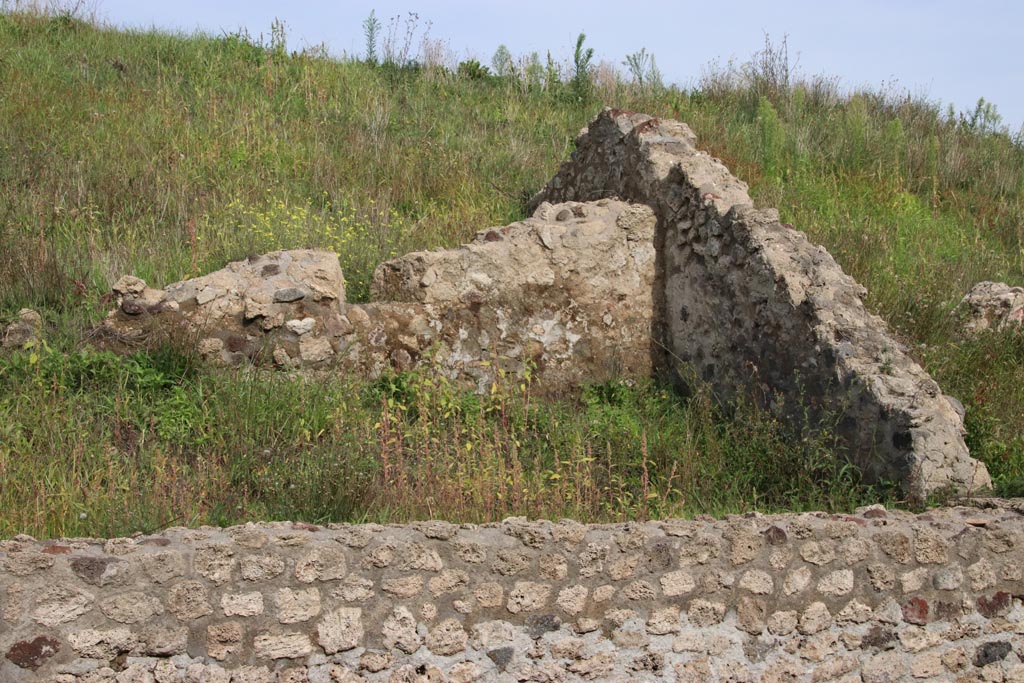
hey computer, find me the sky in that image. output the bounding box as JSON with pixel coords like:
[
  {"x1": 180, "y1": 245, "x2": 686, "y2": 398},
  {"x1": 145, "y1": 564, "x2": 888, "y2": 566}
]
[{"x1": 93, "y1": 0, "x2": 1024, "y2": 134}]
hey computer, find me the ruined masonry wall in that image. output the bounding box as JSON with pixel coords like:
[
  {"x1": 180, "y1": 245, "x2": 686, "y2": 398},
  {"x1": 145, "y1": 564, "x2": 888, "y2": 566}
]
[
  {"x1": 102, "y1": 199, "x2": 658, "y2": 395},
  {"x1": 3, "y1": 506, "x2": 1024, "y2": 682},
  {"x1": 530, "y1": 109, "x2": 990, "y2": 500},
  {"x1": 98, "y1": 109, "x2": 990, "y2": 499}
]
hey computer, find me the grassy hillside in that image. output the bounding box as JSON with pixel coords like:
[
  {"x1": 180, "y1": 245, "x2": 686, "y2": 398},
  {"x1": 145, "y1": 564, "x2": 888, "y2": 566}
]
[{"x1": 1, "y1": 10, "x2": 1023, "y2": 537}]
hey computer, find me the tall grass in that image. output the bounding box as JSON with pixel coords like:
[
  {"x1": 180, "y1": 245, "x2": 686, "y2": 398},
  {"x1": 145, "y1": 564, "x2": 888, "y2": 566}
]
[
  {"x1": 1, "y1": 12, "x2": 1023, "y2": 537},
  {"x1": 0, "y1": 345, "x2": 877, "y2": 538}
]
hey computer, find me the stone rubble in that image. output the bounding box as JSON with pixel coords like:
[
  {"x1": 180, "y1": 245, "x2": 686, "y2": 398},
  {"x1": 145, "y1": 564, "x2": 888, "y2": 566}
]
[
  {"x1": 1, "y1": 506, "x2": 1023, "y2": 681},
  {"x1": 101, "y1": 198, "x2": 657, "y2": 393},
  {"x1": 2, "y1": 308, "x2": 42, "y2": 349},
  {"x1": 956, "y1": 281, "x2": 1024, "y2": 334}
]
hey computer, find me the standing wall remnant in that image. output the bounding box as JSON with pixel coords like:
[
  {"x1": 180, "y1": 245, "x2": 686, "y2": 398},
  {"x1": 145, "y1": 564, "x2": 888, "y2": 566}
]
[{"x1": 529, "y1": 109, "x2": 990, "y2": 500}]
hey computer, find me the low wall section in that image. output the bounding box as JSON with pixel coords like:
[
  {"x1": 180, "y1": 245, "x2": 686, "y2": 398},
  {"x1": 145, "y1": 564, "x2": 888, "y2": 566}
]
[{"x1": 3, "y1": 505, "x2": 1024, "y2": 682}]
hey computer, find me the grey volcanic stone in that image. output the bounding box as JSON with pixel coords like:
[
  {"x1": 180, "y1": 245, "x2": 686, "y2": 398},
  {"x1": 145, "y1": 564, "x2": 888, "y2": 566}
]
[{"x1": 273, "y1": 287, "x2": 306, "y2": 303}]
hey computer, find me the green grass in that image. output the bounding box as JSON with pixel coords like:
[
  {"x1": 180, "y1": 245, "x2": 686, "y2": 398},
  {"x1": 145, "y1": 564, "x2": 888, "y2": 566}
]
[
  {"x1": 0, "y1": 345, "x2": 876, "y2": 537},
  {"x1": 1, "y1": 12, "x2": 1022, "y2": 537}
]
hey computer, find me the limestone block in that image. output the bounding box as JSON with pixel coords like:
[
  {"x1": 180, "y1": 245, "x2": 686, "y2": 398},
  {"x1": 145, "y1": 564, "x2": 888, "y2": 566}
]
[
  {"x1": 506, "y1": 582, "x2": 551, "y2": 614},
  {"x1": 956, "y1": 281, "x2": 1024, "y2": 333},
  {"x1": 738, "y1": 570, "x2": 773, "y2": 595},
  {"x1": 207, "y1": 621, "x2": 243, "y2": 660},
  {"x1": 660, "y1": 570, "x2": 696, "y2": 597},
  {"x1": 99, "y1": 592, "x2": 164, "y2": 624},
  {"x1": 317, "y1": 607, "x2": 363, "y2": 654},
  {"x1": 166, "y1": 581, "x2": 212, "y2": 621},
  {"x1": 556, "y1": 585, "x2": 587, "y2": 615},
  {"x1": 253, "y1": 632, "x2": 312, "y2": 660},
  {"x1": 425, "y1": 618, "x2": 467, "y2": 656},
  {"x1": 333, "y1": 575, "x2": 374, "y2": 602},
  {"x1": 737, "y1": 596, "x2": 767, "y2": 634},
  {"x1": 473, "y1": 582, "x2": 503, "y2": 608},
  {"x1": 274, "y1": 587, "x2": 321, "y2": 623},
  {"x1": 428, "y1": 569, "x2": 469, "y2": 596},
  {"x1": 687, "y1": 599, "x2": 726, "y2": 626},
  {"x1": 3, "y1": 552, "x2": 54, "y2": 576},
  {"x1": 646, "y1": 607, "x2": 681, "y2": 635},
  {"x1": 768, "y1": 610, "x2": 799, "y2": 635},
  {"x1": 194, "y1": 545, "x2": 236, "y2": 585},
  {"x1": 784, "y1": 566, "x2": 812, "y2": 595},
  {"x1": 381, "y1": 606, "x2": 420, "y2": 654},
  {"x1": 381, "y1": 575, "x2": 423, "y2": 599},
  {"x1": 140, "y1": 551, "x2": 186, "y2": 584},
  {"x1": 800, "y1": 541, "x2": 836, "y2": 566},
  {"x1": 799, "y1": 602, "x2": 832, "y2": 635},
  {"x1": 32, "y1": 585, "x2": 94, "y2": 626},
  {"x1": 295, "y1": 546, "x2": 346, "y2": 583},
  {"x1": 817, "y1": 569, "x2": 855, "y2": 596},
  {"x1": 240, "y1": 554, "x2": 285, "y2": 581},
  {"x1": 221, "y1": 592, "x2": 264, "y2": 617},
  {"x1": 67, "y1": 628, "x2": 137, "y2": 659}
]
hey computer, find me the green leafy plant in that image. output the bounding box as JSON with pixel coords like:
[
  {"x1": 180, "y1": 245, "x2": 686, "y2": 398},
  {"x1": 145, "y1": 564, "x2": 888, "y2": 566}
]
[
  {"x1": 457, "y1": 58, "x2": 490, "y2": 81},
  {"x1": 571, "y1": 32, "x2": 593, "y2": 102},
  {"x1": 623, "y1": 47, "x2": 662, "y2": 91},
  {"x1": 491, "y1": 44, "x2": 512, "y2": 78},
  {"x1": 756, "y1": 96, "x2": 784, "y2": 180},
  {"x1": 362, "y1": 9, "x2": 380, "y2": 65}
]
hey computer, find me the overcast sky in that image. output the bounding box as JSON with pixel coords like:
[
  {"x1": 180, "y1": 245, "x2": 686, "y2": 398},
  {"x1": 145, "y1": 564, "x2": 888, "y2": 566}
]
[{"x1": 95, "y1": 0, "x2": 1024, "y2": 133}]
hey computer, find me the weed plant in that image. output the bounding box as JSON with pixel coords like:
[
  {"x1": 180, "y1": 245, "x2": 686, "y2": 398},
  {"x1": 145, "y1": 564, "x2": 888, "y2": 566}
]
[{"x1": 1, "y1": 10, "x2": 1022, "y2": 536}]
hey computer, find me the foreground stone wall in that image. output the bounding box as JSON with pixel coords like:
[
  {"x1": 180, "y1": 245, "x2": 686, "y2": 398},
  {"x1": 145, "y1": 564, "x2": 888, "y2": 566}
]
[
  {"x1": 3, "y1": 506, "x2": 1024, "y2": 682},
  {"x1": 530, "y1": 109, "x2": 990, "y2": 499}
]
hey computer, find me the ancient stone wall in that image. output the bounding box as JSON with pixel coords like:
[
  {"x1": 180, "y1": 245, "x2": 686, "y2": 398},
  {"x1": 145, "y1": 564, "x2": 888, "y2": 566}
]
[
  {"x1": 530, "y1": 109, "x2": 990, "y2": 500},
  {"x1": 98, "y1": 110, "x2": 991, "y2": 498},
  {"x1": 102, "y1": 199, "x2": 657, "y2": 394},
  {"x1": 3, "y1": 506, "x2": 1024, "y2": 682}
]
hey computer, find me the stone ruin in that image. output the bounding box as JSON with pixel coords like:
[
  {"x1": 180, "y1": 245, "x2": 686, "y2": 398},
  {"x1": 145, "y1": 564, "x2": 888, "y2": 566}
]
[
  {"x1": 104, "y1": 198, "x2": 658, "y2": 394},
  {"x1": 956, "y1": 281, "x2": 1024, "y2": 334},
  {"x1": 6, "y1": 109, "x2": 1024, "y2": 683},
  {"x1": 100, "y1": 109, "x2": 991, "y2": 500}
]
